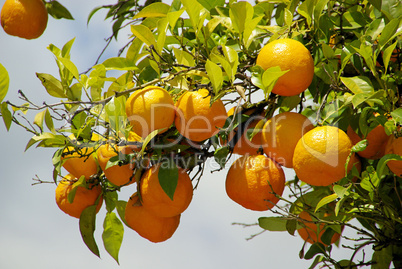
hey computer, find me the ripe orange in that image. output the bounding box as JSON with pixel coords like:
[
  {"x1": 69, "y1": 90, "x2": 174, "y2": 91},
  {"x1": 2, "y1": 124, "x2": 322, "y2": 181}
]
[
  {"x1": 61, "y1": 147, "x2": 98, "y2": 180},
  {"x1": 1, "y1": 0, "x2": 48, "y2": 39},
  {"x1": 223, "y1": 107, "x2": 265, "y2": 155},
  {"x1": 384, "y1": 135, "x2": 402, "y2": 176},
  {"x1": 97, "y1": 143, "x2": 136, "y2": 187},
  {"x1": 140, "y1": 164, "x2": 193, "y2": 217},
  {"x1": 256, "y1": 38, "x2": 314, "y2": 96},
  {"x1": 347, "y1": 124, "x2": 390, "y2": 159},
  {"x1": 261, "y1": 112, "x2": 314, "y2": 168},
  {"x1": 175, "y1": 89, "x2": 227, "y2": 142},
  {"x1": 125, "y1": 86, "x2": 175, "y2": 138},
  {"x1": 297, "y1": 210, "x2": 342, "y2": 245},
  {"x1": 225, "y1": 155, "x2": 285, "y2": 211},
  {"x1": 55, "y1": 174, "x2": 103, "y2": 218},
  {"x1": 125, "y1": 193, "x2": 180, "y2": 243},
  {"x1": 293, "y1": 126, "x2": 359, "y2": 186}
]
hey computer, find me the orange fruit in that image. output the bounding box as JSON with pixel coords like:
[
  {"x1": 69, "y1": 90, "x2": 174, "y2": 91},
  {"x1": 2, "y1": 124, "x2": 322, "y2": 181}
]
[
  {"x1": 297, "y1": 210, "x2": 342, "y2": 245},
  {"x1": 125, "y1": 86, "x2": 175, "y2": 138},
  {"x1": 1, "y1": 0, "x2": 48, "y2": 39},
  {"x1": 175, "y1": 89, "x2": 227, "y2": 142},
  {"x1": 293, "y1": 126, "x2": 359, "y2": 186},
  {"x1": 261, "y1": 112, "x2": 314, "y2": 168},
  {"x1": 223, "y1": 107, "x2": 265, "y2": 155},
  {"x1": 347, "y1": 125, "x2": 390, "y2": 159},
  {"x1": 55, "y1": 174, "x2": 103, "y2": 218},
  {"x1": 140, "y1": 163, "x2": 193, "y2": 217},
  {"x1": 125, "y1": 193, "x2": 180, "y2": 243},
  {"x1": 384, "y1": 135, "x2": 402, "y2": 176},
  {"x1": 97, "y1": 143, "x2": 136, "y2": 187},
  {"x1": 61, "y1": 147, "x2": 98, "y2": 180},
  {"x1": 256, "y1": 38, "x2": 314, "y2": 96},
  {"x1": 225, "y1": 155, "x2": 286, "y2": 211}
]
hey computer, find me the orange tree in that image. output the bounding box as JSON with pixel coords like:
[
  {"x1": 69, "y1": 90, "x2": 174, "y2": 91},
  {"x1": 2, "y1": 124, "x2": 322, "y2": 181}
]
[{"x1": 0, "y1": 0, "x2": 402, "y2": 268}]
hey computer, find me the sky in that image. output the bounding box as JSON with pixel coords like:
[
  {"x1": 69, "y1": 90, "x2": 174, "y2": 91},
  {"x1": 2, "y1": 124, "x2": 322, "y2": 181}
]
[{"x1": 0, "y1": 1, "x2": 372, "y2": 268}]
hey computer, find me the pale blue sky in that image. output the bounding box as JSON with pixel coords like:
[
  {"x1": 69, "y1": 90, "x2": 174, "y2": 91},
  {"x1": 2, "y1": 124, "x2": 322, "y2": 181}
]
[{"x1": 0, "y1": 1, "x2": 370, "y2": 268}]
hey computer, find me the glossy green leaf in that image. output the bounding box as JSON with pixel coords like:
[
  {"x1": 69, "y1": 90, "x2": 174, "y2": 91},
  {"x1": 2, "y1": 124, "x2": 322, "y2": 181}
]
[
  {"x1": 378, "y1": 18, "x2": 401, "y2": 49},
  {"x1": 79, "y1": 205, "x2": 100, "y2": 258},
  {"x1": 102, "y1": 212, "x2": 124, "y2": 264},
  {"x1": 382, "y1": 42, "x2": 398, "y2": 71},
  {"x1": 131, "y1": 25, "x2": 156, "y2": 47},
  {"x1": 214, "y1": 146, "x2": 229, "y2": 169},
  {"x1": 298, "y1": 0, "x2": 314, "y2": 26},
  {"x1": 156, "y1": 17, "x2": 169, "y2": 53},
  {"x1": 158, "y1": 158, "x2": 179, "y2": 201},
  {"x1": 104, "y1": 191, "x2": 118, "y2": 213},
  {"x1": 304, "y1": 243, "x2": 326, "y2": 260},
  {"x1": 390, "y1": 108, "x2": 402, "y2": 123},
  {"x1": 258, "y1": 217, "x2": 288, "y2": 231},
  {"x1": 0, "y1": 63, "x2": 9, "y2": 103},
  {"x1": 340, "y1": 76, "x2": 374, "y2": 95},
  {"x1": 262, "y1": 66, "x2": 288, "y2": 98},
  {"x1": 46, "y1": 1, "x2": 74, "y2": 20},
  {"x1": 197, "y1": 0, "x2": 225, "y2": 10},
  {"x1": 116, "y1": 200, "x2": 128, "y2": 226},
  {"x1": 58, "y1": 57, "x2": 80, "y2": 81},
  {"x1": 67, "y1": 176, "x2": 86, "y2": 204},
  {"x1": 133, "y1": 2, "x2": 170, "y2": 19},
  {"x1": 36, "y1": 73, "x2": 66, "y2": 98},
  {"x1": 0, "y1": 102, "x2": 12, "y2": 131},
  {"x1": 167, "y1": 9, "x2": 185, "y2": 29},
  {"x1": 102, "y1": 57, "x2": 138, "y2": 71},
  {"x1": 229, "y1": 1, "x2": 253, "y2": 35},
  {"x1": 181, "y1": 0, "x2": 204, "y2": 31},
  {"x1": 33, "y1": 110, "x2": 46, "y2": 131},
  {"x1": 206, "y1": 59, "x2": 223, "y2": 94},
  {"x1": 377, "y1": 154, "x2": 402, "y2": 179},
  {"x1": 315, "y1": 193, "x2": 338, "y2": 212}
]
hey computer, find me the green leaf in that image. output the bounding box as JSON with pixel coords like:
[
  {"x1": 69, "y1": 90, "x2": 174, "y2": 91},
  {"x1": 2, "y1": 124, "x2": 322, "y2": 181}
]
[
  {"x1": 36, "y1": 73, "x2": 67, "y2": 98},
  {"x1": 390, "y1": 108, "x2": 402, "y2": 123},
  {"x1": 377, "y1": 154, "x2": 402, "y2": 178},
  {"x1": 67, "y1": 176, "x2": 86, "y2": 204},
  {"x1": 46, "y1": 1, "x2": 74, "y2": 20},
  {"x1": 258, "y1": 217, "x2": 288, "y2": 231},
  {"x1": 304, "y1": 243, "x2": 326, "y2": 260},
  {"x1": 44, "y1": 109, "x2": 55, "y2": 134},
  {"x1": 79, "y1": 205, "x2": 100, "y2": 258},
  {"x1": 0, "y1": 63, "x2": 9, "y2": 103},
  {"x1": 214, "y1": 146, "x2": 229, "y2": 169},
  {"x1": 87, "y1": 6, "x2": 104, "y2": 25},
  {"x1": 156, "y1": 17, "x2": 169, "y2": 53},
  {"x1": 58, "y1": 57, "x2": 80, "y2": 81},
  {"x1": 205, "y1": 59, "x2": 223, "y2": 94},
  {"x1": 229, "y1": 1, "x2": 254, "y2": 35},
  {"x1": 262, "y1": 66, "x2": 288, "y2": 98},
  {"x1": 197, "y1": 0, "x2": 225, "y2": 10},
  {"x1": 25, "y1": 132, "x2": 62, "y2": 151},
  {"x1": 298, "y1": 0, "x2": 314, "y2": 26},
  {"x1": 104, "y1": 191, "x2": 118, "y2": 213},
  {"x1": 315, "y1": 193, "x2": 338, "y2": 212},
  {"x1": 378, "y1": 18, "x2": 401, "y2": 49},
  {"x1": 33, "y1": 110, "x2": 46, "y2": 131},
  {"x1": 133, "y1": 2, "x2": 170, "y2": 19},
  {"x1": 102, "y1": 57, "x2": 138, "y2": 71},
  {"x1": 140, "y1": 129, "x2": 159, "y2": 156},
  {"x1": 0, "y1": 102, "x2": 12, "y2": 131},
  {"x1": 383, "y1": 42, "x2": 398, "y2": 71},
  {"x1": 372, "y1": 245, "x2": 393, "y2": 269},
  {"x1": 102, "y1": 212, "x2": 124, "y2": 265},
  {"x1": 116, "y1": 200, "x2": 128, "y2": 226},
  {"x1": 131, "y1": 25, "x2": 156, "y2": 47},
  {"x1": 286, "y1": 219, "x2": 298, "y2": 236},
  {"x1": 351, "y1": 139, "x2": 368, "y2": 153},
  {"x1": 181, "y1": 0, "x2": 204, "y2": 31},
  {"x1": 340, "y1": 76, "x2": 374, "y2": 95},
  {"x1": 158, "y1": 159, "x2": 179, "y2": 201}
]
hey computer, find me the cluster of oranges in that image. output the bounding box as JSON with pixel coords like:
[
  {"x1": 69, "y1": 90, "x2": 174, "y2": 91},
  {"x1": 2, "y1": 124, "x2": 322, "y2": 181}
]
[
  {"x1": 53, "y1": 38, "x2": 401, "y2": 246},
  {"x1": 1, "y1": 0, "x2": 48, "y2": 39}
]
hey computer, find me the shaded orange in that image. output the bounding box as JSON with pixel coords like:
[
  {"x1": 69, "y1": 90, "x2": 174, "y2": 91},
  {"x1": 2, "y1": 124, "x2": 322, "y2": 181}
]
[
  {"x1": 125, "y1": 193, "x2": 180, "y2": 243},
  {"x1": 261, "y1": 112, "x2": 314, "y2": 168},
  {"x1": 384, "y1": 135, "x2": 402, "y2": 176},
  {"x1": 55, "y1": 174, "x2": 103, "y2": 218},
  {"x1": 97, "y1": 143, "x2": 136, "y2": 187},
  {"x1": 140, "y1": 164, "x2": 193, "y2": 217},
  {"x1": 297, "y1": 211, "x2": 342, "y2": 245},
  {"x1": 225, "y1": 155, "x2": 285, "y2": 211},
  {"x1": 347, "y1": 125, "x2": 390, "y2": 159},
  {"x1": 175, "y1": 89, "x2": 227, "y2": 142}
]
